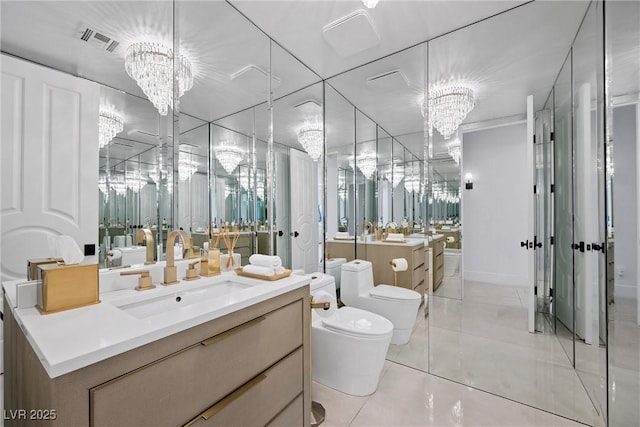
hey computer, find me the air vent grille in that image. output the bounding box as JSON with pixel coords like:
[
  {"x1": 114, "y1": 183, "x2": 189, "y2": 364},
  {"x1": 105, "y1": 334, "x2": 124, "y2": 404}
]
[{"x1": 76, "y1": 24, "x2": 120, "y2": 53}]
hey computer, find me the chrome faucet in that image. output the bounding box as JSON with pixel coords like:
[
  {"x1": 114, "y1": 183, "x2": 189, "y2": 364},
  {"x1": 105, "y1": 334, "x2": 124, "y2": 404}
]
[
  {"x1": 163, "y1": 230, "x2": 192, "y2": 285},
  {"x1": 136, "y1": 229, "x2": 155, "y2": 265}
]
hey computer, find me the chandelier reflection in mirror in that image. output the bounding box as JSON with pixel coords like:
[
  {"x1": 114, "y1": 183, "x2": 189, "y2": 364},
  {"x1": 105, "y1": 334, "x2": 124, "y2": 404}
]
[
  {"x1": 421, "y1": 84, "x2": 476, "y2": 139},
  {"x1": 362, "y1": 0, "x2": 379, "y2": 8},
  {"x1": 356, "y1": 153, "x2": 377, "y2": 180},
  {"x1": 215, "y1": 143, "x2": 243, "y2": 174},
  {"x1": 239, "y1": 168, "x2": 251, "y2": 192},
  {"x1": 98, "y1": 110, "x2": 123, "y2": 149},
  {"x1": 124, "y1": 42, "x2": 194, "y2": 116},
  {"x1": 384, "y1": 162, "x2": 404, "y2": 187},
  {"x1": 297, "y1": 122, "x2": 323, "y2": 161},
  {"x1": 178, "y1": 152, "x2": 198, "y2": 181}
]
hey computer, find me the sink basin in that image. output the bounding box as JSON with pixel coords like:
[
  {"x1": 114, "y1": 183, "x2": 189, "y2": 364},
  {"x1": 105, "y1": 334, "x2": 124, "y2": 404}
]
[{"x1": 116, "y1": 281, "x2": 252, "y2": 319}]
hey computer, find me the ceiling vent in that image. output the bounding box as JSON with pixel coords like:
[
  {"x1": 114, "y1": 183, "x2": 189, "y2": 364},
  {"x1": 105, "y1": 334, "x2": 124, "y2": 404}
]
[
  {"x1": 366, "y1": 69, "x2": 409, "y2": 91},
  {"x1": 230, "y1": 65, "x2": 281, "y2": 93},
  {"x1": 294, "y1": 99, "x2": 322, "y2": 116},
  {"x1": 322, "y1": 10, "x2": 380, "y2": 57},
  {"x1": 76, "y1": 25, "x2": 120, "y2": 52}
]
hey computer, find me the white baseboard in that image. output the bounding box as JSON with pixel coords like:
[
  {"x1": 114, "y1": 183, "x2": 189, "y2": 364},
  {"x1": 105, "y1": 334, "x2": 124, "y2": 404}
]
[
  {"x1": 615, "y1": 284, "x2": 637, "y2": 299},
  {"x1": 464, "y1": 270, "x2": 528, "y2": 287}
]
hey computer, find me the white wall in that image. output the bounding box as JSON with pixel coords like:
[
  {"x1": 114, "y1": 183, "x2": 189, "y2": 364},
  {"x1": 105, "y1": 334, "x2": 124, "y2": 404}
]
[
  {"x1": 613, "y1": 104, "x2": 638, "y2": 299},
  {"x1": 462, "y1": 123, "x2": 529, "y2": 286}
]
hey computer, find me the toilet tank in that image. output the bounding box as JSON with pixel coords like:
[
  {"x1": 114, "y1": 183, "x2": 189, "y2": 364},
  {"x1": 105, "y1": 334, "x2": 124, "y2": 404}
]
[
  {"x1": 325, "y1": 258, "x2": 346, "y2": 289},
  {"x1": 340, "y1": 259, "x2": 374, "y2": 304}
]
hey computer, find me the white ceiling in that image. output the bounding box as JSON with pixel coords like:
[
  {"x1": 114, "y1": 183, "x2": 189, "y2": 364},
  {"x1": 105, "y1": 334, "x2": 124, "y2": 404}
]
[
  {"x1": 229, "y1": 0, "x2": 529, "y2": 79},
  {"x1": 4, "y1": 0, "x2": 632, "y2": 174}
]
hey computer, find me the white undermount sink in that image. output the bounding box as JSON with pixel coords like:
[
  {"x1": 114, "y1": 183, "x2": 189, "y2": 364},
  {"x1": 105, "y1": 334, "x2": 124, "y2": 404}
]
[{"x1": 116, "y1": 281, "x2": 252, "y2": 319}]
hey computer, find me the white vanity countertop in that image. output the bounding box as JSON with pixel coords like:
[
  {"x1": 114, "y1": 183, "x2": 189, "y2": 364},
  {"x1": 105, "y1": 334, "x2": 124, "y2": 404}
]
[
  {"x1": 406, "y1": 234, "x2": 445, "y2": 245},
  {"x1": 3, "y1": 272, "x2": 310, "y2": 379}
]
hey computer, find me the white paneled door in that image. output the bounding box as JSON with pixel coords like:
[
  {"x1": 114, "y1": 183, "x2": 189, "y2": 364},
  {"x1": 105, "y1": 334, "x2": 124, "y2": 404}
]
[
  {"x1": 289, "y1": 148, "x2": 318, "y2": 274},
  {"x1": 1, "y1": 55, "x2": 99, "y2": 282},
  {"x1": 526, "y1": 95, "x2": 536, "y2": 333}
]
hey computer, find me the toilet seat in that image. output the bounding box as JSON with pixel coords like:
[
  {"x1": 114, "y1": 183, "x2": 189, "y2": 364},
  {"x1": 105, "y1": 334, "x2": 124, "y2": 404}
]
[
  {"x1": 369, "y1": 284, "x2": 421, "y2": 302},
  {"x1": 321, "y1": 307, "x2": 393, "y2": 338}
]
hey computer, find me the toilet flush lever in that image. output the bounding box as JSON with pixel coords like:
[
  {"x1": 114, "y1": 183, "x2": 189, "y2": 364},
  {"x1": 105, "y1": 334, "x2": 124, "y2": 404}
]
[{"x1": 310, "y1": 296, "x2": 330, "y2": 310}]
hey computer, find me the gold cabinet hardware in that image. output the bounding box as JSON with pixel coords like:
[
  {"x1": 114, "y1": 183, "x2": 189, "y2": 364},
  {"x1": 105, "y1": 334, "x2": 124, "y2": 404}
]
[
  {"x1": 200, "y1": 316, "x2": 266, "y2": 347},
  {"x1": 310, "y1": 295, "x2": 330, "y2": 310},
  {"x1": 182, "y1": 374, "x2": 267, "y2": 427},
  {"x1": 184, "y1": 259, "x2": 200, "y2": 281},
  {"x1": 120, "y1": 269, "x2": 155, "y2": 291}
]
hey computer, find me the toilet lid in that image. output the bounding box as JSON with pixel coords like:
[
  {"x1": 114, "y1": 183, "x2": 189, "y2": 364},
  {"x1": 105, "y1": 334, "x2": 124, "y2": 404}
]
[
  {"x1": 369, "y1": 285, "x2": 421, "y2": 302},
  {"x1": 322, "y1": 307, "x2": 393, "y2": 338}
]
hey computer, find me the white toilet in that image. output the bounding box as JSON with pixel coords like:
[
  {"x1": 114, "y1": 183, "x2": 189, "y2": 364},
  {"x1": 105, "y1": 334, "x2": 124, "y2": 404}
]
[
  {"x1": 340, "y1": 259, "x2": 421, "y2": 345},
  {"x1": 309, "y1": 273, "x2": 393, "y2": 396},
  {"x1": 325, "y1": 258, "x2": 346, "y2": 290}
]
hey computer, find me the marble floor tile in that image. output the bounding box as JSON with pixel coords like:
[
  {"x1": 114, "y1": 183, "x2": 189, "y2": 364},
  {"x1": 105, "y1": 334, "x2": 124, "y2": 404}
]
[
  {"x1": 350, "y1": 362, "x2": 586, "y2": 427},
  {"x1": 312, "y1": 381, "x2": 368, "y2": 427}
]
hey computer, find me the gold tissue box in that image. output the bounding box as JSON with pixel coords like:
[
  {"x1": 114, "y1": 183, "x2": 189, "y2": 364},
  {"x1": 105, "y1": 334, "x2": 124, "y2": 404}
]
[
  {"x1": 27, "y1": 258, "x2": 62, "y2": 280},
  {"x1": 36, "y1": 262, "x2": 100, "y2": 315}
]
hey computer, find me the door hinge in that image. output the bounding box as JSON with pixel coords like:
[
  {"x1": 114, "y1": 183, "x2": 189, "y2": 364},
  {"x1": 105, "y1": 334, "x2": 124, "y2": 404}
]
[
  {"x1": 534, "y1": 285, "x2": 538, "y2": 295},
  {"x1": 550, "y1": 184, "x2": 555, "y2": 193},
  {"x1": 533, "y1": 134, "x2": 536, "y2": 144},
  {"x1": 550, "y1": 236, "x2": 554, "y2": 245},
  {"x1": 534, "y1": 185, "x2": 537, "y2": 194},
  {"x1": 550, "y1": 131, "x2": 554, "y2": 141},
  {"x1": 550, "y1": 288, "x2": 554, "y2": 297}
]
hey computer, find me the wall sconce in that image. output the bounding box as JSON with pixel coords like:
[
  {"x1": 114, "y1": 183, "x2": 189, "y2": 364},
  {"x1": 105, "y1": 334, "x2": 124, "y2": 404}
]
[{"x1": 465, "y1": 173, "x2": 474, "y2": 190}]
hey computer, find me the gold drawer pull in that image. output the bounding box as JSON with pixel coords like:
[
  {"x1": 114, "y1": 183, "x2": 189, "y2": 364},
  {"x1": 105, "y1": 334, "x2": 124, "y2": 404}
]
[
  {"x1": 183, "y1": 374, "x2": 267, "y2": 427},
  {"x1": 200, "y1": 316, "x2": 266, "y2": 347}
]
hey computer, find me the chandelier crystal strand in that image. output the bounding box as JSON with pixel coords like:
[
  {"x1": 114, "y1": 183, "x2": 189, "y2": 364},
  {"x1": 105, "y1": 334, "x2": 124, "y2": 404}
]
[
  {"x1": 215, "y1": 144, "x2": 243, "y2": 174},
  {"x1": 297, "y1": 122, "x2": 323, "y2": 161},
  {"x1": 422, "y1": 86, "x2": 475, "y2": 139},
  {"x1": 124, "y1": 42, "x2": 193, "y2": 116},
  {"x1": 98, "y1": 111, "x2": 123, "y2": 149},
  {"x1": 362, "y1": 0, "x2": 379, "y2": 8}
]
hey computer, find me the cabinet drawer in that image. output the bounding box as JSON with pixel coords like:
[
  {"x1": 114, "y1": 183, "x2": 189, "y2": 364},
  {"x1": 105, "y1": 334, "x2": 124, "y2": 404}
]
[
  {"x1": 267, "y1": 394, "x2": 304, "y2": 427},
  {"x1": 90, "y1": 300, "x2": 303, "y2": 427},
  {"x1": 412, "y1": 248, "x2": 423, "y2": 268},
  {"x1": 412, "y1": 265, "x2": 425, "y2": 287},
  {"x1": 186, "y1": 348, "x2": 303, "y2": 427}
]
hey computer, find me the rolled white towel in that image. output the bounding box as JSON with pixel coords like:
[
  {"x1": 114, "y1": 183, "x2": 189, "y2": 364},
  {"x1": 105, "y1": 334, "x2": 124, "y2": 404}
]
[
  {"x1": 243, "y1": 265, "x2": 275, "y2": 276},
  {"x1": 249, "y1": 254, "x2": 282, "y2": 268},
  {"x1": 275, "y1": 266, "x2": 285, "y2": 275}
]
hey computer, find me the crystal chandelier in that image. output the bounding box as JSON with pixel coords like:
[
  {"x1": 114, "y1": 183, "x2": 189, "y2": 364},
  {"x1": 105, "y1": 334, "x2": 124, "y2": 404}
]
[
  {"x1": 256, "y1": 181, "x2": 265, "y2": 200},
  {"x1": 404, "y1": 175, "x2": 421, "y2": 193},
  {"x1": 356, "y1": 153, "x2": 377, "y2": 180},
  {"x1": 98, "y1": 174, "x2": 108, "y2": 194},
  {"x1": 448, "y1": 143, "x2": 461, "y2": 165},
  {"x1": 178, "y1": 153, "x2": 198, "y2": 181},
  {"x1": 110, "y1": 174, "x2": 127, "y2": 196},
  {"x1": 363, "y1": 0, "x2": 379, "y2": 8},
  {"x1": 384, "y1": 163, "x2": 404, "y2": 187},
  {"x1": 215, "y1": 143, "x2": 243, "y2": 174},
  {"x1": 99, "y1": 110, "x2": 123, "y2": 149},
  {"x1": 297, "y1": 122, "x2": 323, "y2": 161},
  {"x1": 124, "y1": 42, "x2": 194, "y2": 116},
  {"x1": 421, "y1": 85, "x2": 475, "y2": 139},
  {"x1": 239, "y1": 169, "x2": 251, "y2": 191}
]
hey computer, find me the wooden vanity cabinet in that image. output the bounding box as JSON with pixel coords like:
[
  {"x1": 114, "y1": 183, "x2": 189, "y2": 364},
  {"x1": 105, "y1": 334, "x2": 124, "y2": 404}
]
[
  {"x1": 326, "y1": 240, "x2": 427, "y2": 295},
  {"x1": 4, "y1": 287, "x2": 311, "y2": 427}
]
